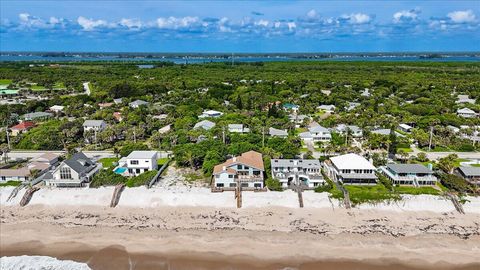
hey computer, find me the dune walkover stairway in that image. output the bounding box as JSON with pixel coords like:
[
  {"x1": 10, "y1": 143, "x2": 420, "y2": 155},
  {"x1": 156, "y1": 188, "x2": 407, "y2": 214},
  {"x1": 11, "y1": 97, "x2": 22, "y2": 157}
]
[
  {"x1": 110, "y1": 184, "x2": 126, "y2": 208},
  {"x1": 19, "y1": 187, "x2": 40, "y2": 207}
]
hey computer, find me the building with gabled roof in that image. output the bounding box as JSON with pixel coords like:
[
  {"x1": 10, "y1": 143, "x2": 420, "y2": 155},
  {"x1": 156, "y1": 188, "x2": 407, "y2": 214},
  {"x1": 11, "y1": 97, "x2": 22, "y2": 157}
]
[
  {"x1": 269, "y1": 127, "x2": 288, "y2": 138},
  {"x1": 194, "y1": 120, "x2": 215, "y2": 130},
  {"x1": 324, "y1": 153, "x2": 377, "y2": 185},
  {"x1": 44, "y1": 152, "x2": 101, "y2": 187},
  {"x1": 271, "y1": 159, "x2": 324, "y2": 188},
  {"x1": 380, "y1": 163, "x2": 437, "y2": 186},
  {"x1": 212, "y1": 151, "x2": 265, "y2": 189},
  {"x1": 10, "y1": 121, "x2": 36, "y2": 136},
  {"x1": 457, "y1": 108, "x2": 477, "y2": 118}
]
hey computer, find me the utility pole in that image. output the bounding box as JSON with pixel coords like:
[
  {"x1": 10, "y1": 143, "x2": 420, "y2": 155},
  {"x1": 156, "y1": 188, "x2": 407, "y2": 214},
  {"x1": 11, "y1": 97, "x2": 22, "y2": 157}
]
[
  {"x1": 133, "y1": 129, "x2": 137, "y2": 144},
  {"x1": 262, "y1": 127, "x2": 265, "y2": 148},
  {"x1": 222, "y1": 126, "x2": 225, "y2": 144},
  {"x1": 428, "y1": 126, "x2": 434, "y2": 151},
  {"x1": 5, "y1": 124, "x2": 11, "y2": 150}
]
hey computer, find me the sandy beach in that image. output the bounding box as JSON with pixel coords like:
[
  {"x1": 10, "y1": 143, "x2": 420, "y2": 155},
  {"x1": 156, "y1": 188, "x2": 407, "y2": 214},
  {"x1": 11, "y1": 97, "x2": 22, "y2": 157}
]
[{"x1": 1, "y1": 187, "x2": 480, "y2": 269}]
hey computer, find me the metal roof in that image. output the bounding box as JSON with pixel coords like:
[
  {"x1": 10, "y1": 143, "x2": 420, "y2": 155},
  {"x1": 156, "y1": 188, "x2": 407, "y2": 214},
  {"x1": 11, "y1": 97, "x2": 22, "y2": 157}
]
[
  {"x1": 386, "y1": 163, "x2": 433, "y2": 174},
  {"x1": 458, "y1": 166, "x2": 480, "y2": 176}
]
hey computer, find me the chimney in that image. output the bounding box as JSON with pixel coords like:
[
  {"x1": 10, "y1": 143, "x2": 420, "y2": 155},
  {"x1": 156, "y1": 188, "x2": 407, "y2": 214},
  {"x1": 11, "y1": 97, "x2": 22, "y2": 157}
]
[
  {"x1": 223, "y1": 166, "x2": 226, "y2": 171},
  {"x1": 233, "y1": 157, "x2": 237, "y2": 162}
]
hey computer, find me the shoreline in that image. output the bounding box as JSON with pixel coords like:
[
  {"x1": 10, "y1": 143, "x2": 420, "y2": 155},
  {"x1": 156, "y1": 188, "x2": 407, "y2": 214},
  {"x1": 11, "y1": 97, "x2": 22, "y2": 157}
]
[{"x1": 1, "y1": 205, "x2": 480, "y2": 270}]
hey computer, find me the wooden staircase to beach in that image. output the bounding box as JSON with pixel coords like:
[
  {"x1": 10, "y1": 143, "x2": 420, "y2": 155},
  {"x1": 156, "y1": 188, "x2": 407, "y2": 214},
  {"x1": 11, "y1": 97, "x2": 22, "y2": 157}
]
[
  {"x1": 335, "y1": 182, "x2": 351, "y2": 209},
  {"x1": 19, "y1": 187, "x2": 40, "y2": 207},
  {"x1": 110, "y1": 184, "x2": 126, "y2": 208},
  {"x1": 7, "y1": 184, "x2": 26, "y2": 202},
  {"x1": 446, "y1": 193, "x2": 465, "y2": 214},
  {"x1": 235, "y1": 184, "x2": 242, "y2": 208}
]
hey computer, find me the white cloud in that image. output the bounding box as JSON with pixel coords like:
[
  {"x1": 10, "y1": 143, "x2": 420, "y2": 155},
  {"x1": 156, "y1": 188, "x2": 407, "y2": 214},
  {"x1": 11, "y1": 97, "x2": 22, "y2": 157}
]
[
  {"x1": 120, "y1": 18, "x2": 142, "y2": 29},
  {"x1": 49, "y1": 17, "x2": 60, "y2": 25},
  {"x1": 307, "y1": 9, "x2": 317, "y2": 18},
  {"x1": 18, "y1": 13, "x2": 47, "y2": 28},
  {"x1": 393, "y1": 9, "x2": 420, "y2": 23},
  {"x1": 447, "y1": 10, "x2": 476, "y2": 23},
  {"x1": 345, "y1": 13, "x2": 371, "y2": 24},
  {"x1": 287, "y1": 22, "x2": 296, "y2": 30},
  {"x1": 77, "y1": 16, "x2": 108, "y2": 30},
  {"x1": 255, "y1": 19, "x2": 269, "y2": 27},
  {"x1": 156, "y1": 16, "x2": 199, "y2": 29}
]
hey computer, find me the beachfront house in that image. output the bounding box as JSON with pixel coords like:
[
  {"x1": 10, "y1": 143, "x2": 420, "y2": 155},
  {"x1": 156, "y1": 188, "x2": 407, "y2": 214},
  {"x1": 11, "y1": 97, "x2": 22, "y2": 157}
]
[
  {"x1": 324, "y1": 153, "x2": 377, "y2": 185},
  {"x1": 334, "y1": 124, "x2": 363, "y2": 138},
  {"x1": 271, "y1": 159, "x2": 325, "y2": 188},
  {"x1": 0, "y1": 153, "x2": 58, "y2": 183},
  {"x1": 194, "y1": 120, "x2": 215, "y2": 130},
  {"x1": 228, "y1": 124, "x2": 250, "y2": 133},
  {"x1": 129, "y1": 99, "x2": 149, "y2": 109},
  {"x1": 9, "y1": 121, "x2": 36, "y2": 136},
  {"x1": 83, "y1": 120, "x2": 107, "y2": 132},
  {"x1": 269, "y1": 127, "x2": 288, "y2": 138},
  {"x1": 457, "y1": 108, "x2": 477, "y2": 118},
  {"x1": 21, "y1": 112, "x2": 53, "y2": 121},
  {"x1": 380, "y1": 164, "x2": 437, "y2": 186},
  {"x1": 456, "y1": 167, "x2": 480, "y2": 186},
  {"x1": 115, "y1": 151, "x2": 158, "y2": 176},
  {"x1": 212, "y1": 151, "x2": 265, "y2": 189},
  {"x1": 44, "y1": 152, "x2": 101, "y2": 187},
  {"x1": 198, "y1": 110, "x2": 223, "y2": 118}
]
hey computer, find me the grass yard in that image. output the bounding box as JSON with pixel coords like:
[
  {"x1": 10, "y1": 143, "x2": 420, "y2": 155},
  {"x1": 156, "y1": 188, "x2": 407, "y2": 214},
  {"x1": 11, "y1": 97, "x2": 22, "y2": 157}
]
[
  {"x1": 0, "y1": 79, "x2": 13, "y2": 85},
  {"x1": 394, "y1": 186, "x2": 441, "y2": 195},
  {"x1": 99, "y1": 157, "x2": 120, "y2": 169},
  {"x1": 453, "y1": 158, "x2": 470, "y2": 167},
  {"x1": 344, "y1": 184, "x2": 401, "y2": 205},
  {"x1": 470, "y1": 164, "x2": 480, "y2": 167},
  {"x1": 30, "y1": 85, "x2": 48, "y2": 91},
  {"x1": 0, "y1": 180, "x2": 22, "y2": 187},
  {"x1": 53, "y1": 82, "x2": 66, "y2": 89},
  {"x1": 157, "y1": 158, "x2": 169, "y2": 166},
  {"x1": 397, "y1": 147, "x2": 413, "y2": 153}
]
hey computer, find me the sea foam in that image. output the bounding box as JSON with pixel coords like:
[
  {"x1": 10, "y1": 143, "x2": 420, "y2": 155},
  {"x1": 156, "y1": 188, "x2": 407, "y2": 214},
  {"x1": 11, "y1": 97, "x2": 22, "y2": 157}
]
[{"x1": 0, "y1": 256, "x2": 91, "y2": 270}]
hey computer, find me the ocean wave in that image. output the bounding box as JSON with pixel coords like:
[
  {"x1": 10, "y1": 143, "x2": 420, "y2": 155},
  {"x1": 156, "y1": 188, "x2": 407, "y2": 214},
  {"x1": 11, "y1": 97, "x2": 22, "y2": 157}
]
[{"x1": 0, "y1": 256, "x2": 91, "y2": 270}]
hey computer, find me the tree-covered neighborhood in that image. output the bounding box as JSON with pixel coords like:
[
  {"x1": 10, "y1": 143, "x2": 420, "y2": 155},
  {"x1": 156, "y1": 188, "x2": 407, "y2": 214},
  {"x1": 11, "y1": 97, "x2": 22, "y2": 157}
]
[{"x1": 1, "y1": 60, "x2": 479, "y2": 204}]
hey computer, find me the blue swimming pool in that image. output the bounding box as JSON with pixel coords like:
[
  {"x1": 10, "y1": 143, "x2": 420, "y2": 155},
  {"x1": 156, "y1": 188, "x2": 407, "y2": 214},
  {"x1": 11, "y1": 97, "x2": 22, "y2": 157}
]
[{"x1": 114, "y1": 167, "x2": 127, "y2": 174}]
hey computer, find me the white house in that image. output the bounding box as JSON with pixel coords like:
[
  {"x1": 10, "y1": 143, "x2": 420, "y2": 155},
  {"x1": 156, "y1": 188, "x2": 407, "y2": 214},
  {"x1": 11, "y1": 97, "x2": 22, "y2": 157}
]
[
  {"x1": 456, "y1": 95, "x2": 476, "y2": 104},
  {"x1": 116, "y1": 151, "x2": 158, "y2": 176},
  {"x1": 83, "y1": 120, "x2": 107, "y2": 132},
  {"x1": 324, "y1": 153, "x2": 377, "y2": 185},
  {"x1": 212, "y1": 151, "x2": 264, "y2": 189},
  {"x1": 158, "y1": 124, "x2": 171, "y2": 134},
  {"x1": 228, "y1": 124, "x2": 250, "y2": 133},
  {"x1": 317, "y1": 104, "x2": 336, "y2": 114},
  {"x1": 113, "y1": 98, "x2": 123, "y2": 104},
  {"x1": 346, "y1": 102, "x2": 360, "y2": 111},
  {"x1": 129, "y1": 100, "x2": 149, "y2": 109},
  {"x1": 380, "y1": 163, "x2": 437, "y2": 186},
  {"x1": 457, "y1": 108, "x2": 477, "y2": 118},
  {"x1": 289, "y1": 114, "x2": 310, "y2": 128},
  {"x1": 49, "y1": 105, "x2": 65, "y2": 113},
  {"x1": 271, "y1": 159, "x2": 324, "y2": 188},
  {"x1": 398, "y1": 123, "x2": 414, "y2": 133},
  {"x1": 198, "y1": 110, "x2": 223, "y2": 118},
  {"x1": 0, "y1": 153, "x2": 58, "y2": 183},
  {"x1": 194, "y1": 120, "x2": 216, "y2": 130},
  {"x1": 269, "y1": 127, "x2": 288, "y2": 138},
  {"x1": 300, "y1": 125, "x2": 331, "y2": 143},
  {"x1": 44, "y1": 152, "x2": 101, "y2": 187}
]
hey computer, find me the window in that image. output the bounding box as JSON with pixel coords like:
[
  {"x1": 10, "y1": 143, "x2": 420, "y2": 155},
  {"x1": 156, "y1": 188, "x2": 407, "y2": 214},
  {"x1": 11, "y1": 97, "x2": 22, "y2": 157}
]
[
  {"x1": 216, "y1": 183, "x2": 224, "y2": 187},
  {"x1": 229, "y1": 183, "x2": 237, "y2": 187},
  {"x1": 241, "y1": 183, "x2": 248, "y2": 187},
  {"x1": 228, "y1": 175, "x2": 233, "y2": 178},
  {"x1": 237, "y1": 165, "x2": 243, "y2": 169},
  {"x1": 136, "y1": 169, "x2": 140, "y2": 173},
  {"x1": 253, "y1": 170, "x2": 260, "y2": 176},
  {"x1": 60, "y1": 167, "x2": 72, "y2": 180},
  {"x1": 254, "y1": 183, "x2": 262, "y2": 188},
  {"x1": 244, "y1": 166, "x2": 249, "y2": 170},
  {"x1": 130, "y1": 160, "x2": 139, "y2": 165}
]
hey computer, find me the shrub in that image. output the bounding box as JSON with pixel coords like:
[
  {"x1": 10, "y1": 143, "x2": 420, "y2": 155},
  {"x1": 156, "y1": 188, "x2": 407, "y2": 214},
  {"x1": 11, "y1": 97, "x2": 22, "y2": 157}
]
[
  {"x1": 90, "y1": 170, "x2": 126, "y2": 188},
  {"x1": 440, "y1": 173, "x2": 472, "y2": 193},
  {"x1": 377, "y1": 173, "x2": 393, "y2": 191},
  {"x1": 266, "y1": 178, "x2": 283, "y2": 191},
  {"x1": 314, "y1": 182, "x2": 333, "y2": 193},
  {"x1": 126, "y1": 170, "x2": 158, "y2": 187}
]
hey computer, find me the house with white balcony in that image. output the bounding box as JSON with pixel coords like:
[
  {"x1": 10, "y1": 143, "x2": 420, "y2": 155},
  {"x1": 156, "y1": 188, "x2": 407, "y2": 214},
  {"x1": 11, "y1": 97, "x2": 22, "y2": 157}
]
[
  {"x1": 300, "y1": 125, "x2": 331, "y2": 143},
  {"x1": 44, "y1": 152, "x2": 101, "y2": 187},
  {"x1": 380, "y1": 164, "x2": 437, "y2": 186},
  {"x1": 212, "y1": 151, "x2": 264, "y2": 189},
  {"x1": 115, "y1": 151, "x2": 158, "y2": 176},
  {"x1": 324, "y1": 153, "x2": 377, "y2": 185},
  {"x1": 271, "y1": 159, "x2": 325, "y2": 188},
  {"x1": 83, "y1": 120, "x2": 107, "y2": 132}
]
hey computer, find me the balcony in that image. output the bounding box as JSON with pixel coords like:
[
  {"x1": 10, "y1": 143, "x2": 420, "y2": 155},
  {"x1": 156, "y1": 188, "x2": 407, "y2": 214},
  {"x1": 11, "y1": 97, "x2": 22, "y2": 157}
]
[{"x1": 236, "y1": 175, "x2": 263, "y2": 182}]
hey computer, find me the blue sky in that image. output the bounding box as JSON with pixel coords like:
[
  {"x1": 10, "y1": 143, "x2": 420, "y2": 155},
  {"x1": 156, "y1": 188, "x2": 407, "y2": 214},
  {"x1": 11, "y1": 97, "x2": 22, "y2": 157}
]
[{"x1": 0, "y1": 1, "x2": 479, "y2": 52}]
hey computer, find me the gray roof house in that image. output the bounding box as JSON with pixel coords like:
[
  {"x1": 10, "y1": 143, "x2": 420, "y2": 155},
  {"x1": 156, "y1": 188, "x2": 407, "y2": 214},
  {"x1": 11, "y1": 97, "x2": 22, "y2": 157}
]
[
  {"x1": 21, "y1": 112, "x2": 53, "y2": 121},
  {"x1": 129, "y1": 99, "x2": 149, "y2": 108},
  {"x1": 271, "y1": 159, "x2": 324, "y2": 188},
  {"x1": 457, "y1": 166, "x2": 480, "y2": 186},
  {"x1": 83, "y1": 120, "x2": 107, "y2": 132},
  {"x1": 194, "y1": 120, "x2": 216, "y2": 130},
  {"x1": 334, "y1": 124, "x2": 363, "y2": 138},
  {"x1": 380, "y1": 164, "x2": 437, "y2": 186},
  {"x1": 44, "y1": 152, "x2": 101, "y2": 187},
  {"x1": 269, "y1": 127, "x2": 288, "y2": 138}
]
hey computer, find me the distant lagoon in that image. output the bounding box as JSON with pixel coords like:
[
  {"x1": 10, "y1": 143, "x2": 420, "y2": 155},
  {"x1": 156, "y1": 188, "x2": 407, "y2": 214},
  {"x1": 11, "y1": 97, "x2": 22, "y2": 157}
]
[{"x1": 1, "y1": 54, "x2": 479, "y2": 63}]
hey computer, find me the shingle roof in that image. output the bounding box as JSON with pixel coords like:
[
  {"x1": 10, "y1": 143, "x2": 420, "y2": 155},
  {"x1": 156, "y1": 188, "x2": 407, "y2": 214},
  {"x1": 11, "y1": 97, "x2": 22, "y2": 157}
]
[
  {"x1": 458, "y1": 166, "x2": 480, "y2": 177},
  {"x1": 10, "y1": 121, "x2": 36, "y2": 130},
  {"x1": 194, "y1": 120, "x2": 215, "y2": 130},
  {"x1": 269, "y1": 127, "x2": 288, "y2": 136},
  {"x1": 213, "y1": 151, "x2": 264, "y2": 175},
  {"x1": 83, "y1": 120, "x2": 105, "y2": 127},
  {"x1": 386, "y1": 164, "x2": 433, "y2": 174},
  {"x1": 63, "y1": 152, "x2": 95, "y2": 174}
]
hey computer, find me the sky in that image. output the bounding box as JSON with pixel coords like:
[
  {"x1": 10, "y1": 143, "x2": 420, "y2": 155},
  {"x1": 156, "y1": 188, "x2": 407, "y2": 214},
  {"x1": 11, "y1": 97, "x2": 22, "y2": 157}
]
[{"x1": 0, "y1": 0, "x2": 479, "y2": 53}]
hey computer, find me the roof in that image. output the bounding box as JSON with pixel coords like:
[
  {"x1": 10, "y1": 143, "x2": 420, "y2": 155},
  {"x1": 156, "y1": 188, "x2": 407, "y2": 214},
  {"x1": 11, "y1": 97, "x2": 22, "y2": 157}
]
[
  {"x1": 83, "y1": 120, "x2": 106, "y2": 127},
  {"x1": 10, "y1": 121, "x2": 36, "y2": 130},
  {"x1": 317, "y1": 104, "x2": 336, "y2": 110},
  {"x1": 386, "y1": 164, "x2": 433, "y2": 174},
  {"x1": 269, "y1": 127, "x2": 288, "y2": 136},
  {"x1": 335, "y1": 124, "x2": 361, "y2": 133},
  {"x1": 194, "y1": 120, "x2": 215, "y2": 130},
  {"x1": 50, "y1": 105, "x2": 64, "y2": 110},
  {"x1": 32, "y1": 153, "x2": 59, "y2": 163},
  {"x1": 457, "y1": 108, "x2": 476, "y2": 114},
  {"x1": 63, "y1": 152, "x2": 96, "y2": 174},
  {"x1": 213, "y1": 151, "x2": 264, "y2": 175},
  {"x1": 130, "y1": 100, "x2": 149, "y2": 106},
  {"x1": 159, "y1": 124, "x2": 171, "y2": 134},
  {"x1": 399, "y1": 124, "x2": 413, "y2": 130},
  {"x1": 309, "y1": 125, "x2": 330, "y2": 133},
  {"x1": 0, "y1": 167, "x2": 30, "y2": 177},
  {"x1": 330, "y1": 153, "x2": 376, "y2": 170},
  {"x1": 271, "y1": 159, "x2": 321, "y2": 169},
  {"x1": 126, "y1": 151, "x2": 157, "y2": 159},
  {"x1": 22, "y1": 112, "x2": 53, "y2": 119},
  {"x1": 458, "y1": 166, "x2": 480, "y2": 177},
  {"x1": 299, "y1": 131, "x2": 313, "y2": 139},
  {"x1": 228, "y1": 124, "x2": 243, "y2": 129}
]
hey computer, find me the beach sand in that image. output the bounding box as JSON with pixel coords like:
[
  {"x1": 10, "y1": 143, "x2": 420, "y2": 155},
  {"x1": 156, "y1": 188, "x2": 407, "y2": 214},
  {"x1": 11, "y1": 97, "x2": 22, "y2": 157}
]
[{"x1": 1, "y1": 186, "x2": 480, "y2": 269}]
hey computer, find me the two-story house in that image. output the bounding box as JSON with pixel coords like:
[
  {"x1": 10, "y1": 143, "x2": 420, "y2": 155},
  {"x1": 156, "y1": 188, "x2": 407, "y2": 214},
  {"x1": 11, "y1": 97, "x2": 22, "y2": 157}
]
[
  {"x1": 115, "y1": 151, "x2": 158, "y2": 176},
  {"x1": 300, "y1": 125, "x2": 331, "y2": 143},
  {"x1": 271, "y1": 159, "x2": 324, "y2": 188},
  {"x1": 44, "y1": 152, "x2": 101, "y2": 187},
  {"x1": 380, "y1": 164, "x2": 437, "y2": 186},
  {"x1": 324, "y1": 153, "x2": 377, "y2": 185},
  {"x1": 212, "y1": 151, "x2": 264, "y2": 189}
]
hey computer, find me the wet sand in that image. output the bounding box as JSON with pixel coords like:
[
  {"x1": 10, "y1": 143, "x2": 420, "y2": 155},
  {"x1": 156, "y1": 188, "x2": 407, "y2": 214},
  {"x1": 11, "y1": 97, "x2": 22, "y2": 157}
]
[{"x1": 1, "y1": 205, "x2": 480, "y2": 270}]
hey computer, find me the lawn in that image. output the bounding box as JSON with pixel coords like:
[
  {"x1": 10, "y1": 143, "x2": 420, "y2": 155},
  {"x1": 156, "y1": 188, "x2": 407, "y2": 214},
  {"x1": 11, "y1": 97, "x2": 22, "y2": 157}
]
[
  {"x1": 53, "y1": 82, "x2": 66, "y2": 89},
  {"x1": 471, "y1": 164, "x2": 480, "y2": 167},
  {"x1": 453, "y1": 158, "x2": 470, "y2": 167},
  {"x1": 394, "y1": 186, "x2": 441, "y2": 195},
  {"x1": 0, "y1": 79, "x2": 13, "y2": 85},
  {"x1": 157, "y1": 158, "x2": 169, "y2": 166},
  {"x1": 397, "y1": 147, "x2": 413, "y2": 153},
  {"x1": 0, "y1": 181, "x2": 22, "y2": 187},
  {"x1": 344, "y1": 184, "x2": 400, "y2": 205},
  {"x1": 30, "y1": 85, "x2": 48, "y2": 91},
  {"x1": 99, "y1": 157, "x2": 120, "y2": 169}
]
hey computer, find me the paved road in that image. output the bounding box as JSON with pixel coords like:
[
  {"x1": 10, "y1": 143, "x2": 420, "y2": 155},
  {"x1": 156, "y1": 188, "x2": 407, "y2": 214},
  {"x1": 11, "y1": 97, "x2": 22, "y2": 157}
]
[
  {"x1": 1, "y1": 150, "x2": 115, "y2": 162},
  {"x1": 409, "y1": 145, "x2": 480, "y2": 160}
]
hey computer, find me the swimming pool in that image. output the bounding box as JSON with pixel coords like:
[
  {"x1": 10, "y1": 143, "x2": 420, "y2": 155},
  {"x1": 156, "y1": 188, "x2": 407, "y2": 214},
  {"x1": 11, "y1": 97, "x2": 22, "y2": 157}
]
[{"x1": 114, "y1": 167, "x2": 127, "y2": 174}]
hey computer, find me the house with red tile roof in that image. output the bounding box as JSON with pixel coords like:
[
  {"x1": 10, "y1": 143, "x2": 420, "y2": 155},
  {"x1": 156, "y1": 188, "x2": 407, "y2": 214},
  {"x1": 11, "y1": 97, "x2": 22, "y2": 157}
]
[
  {"x1": 212, "y1": 151, "x2": 265, "y2": 189},
  {"x1": 10, "y1": 121, "x2": 36, "y2": 136}
]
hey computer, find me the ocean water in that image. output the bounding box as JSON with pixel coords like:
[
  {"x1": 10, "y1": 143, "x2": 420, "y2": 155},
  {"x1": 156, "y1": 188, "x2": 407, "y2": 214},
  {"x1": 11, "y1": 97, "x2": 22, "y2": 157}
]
[{"x1": 0, "y1": 256, "x2": 92, "y2": 270}]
